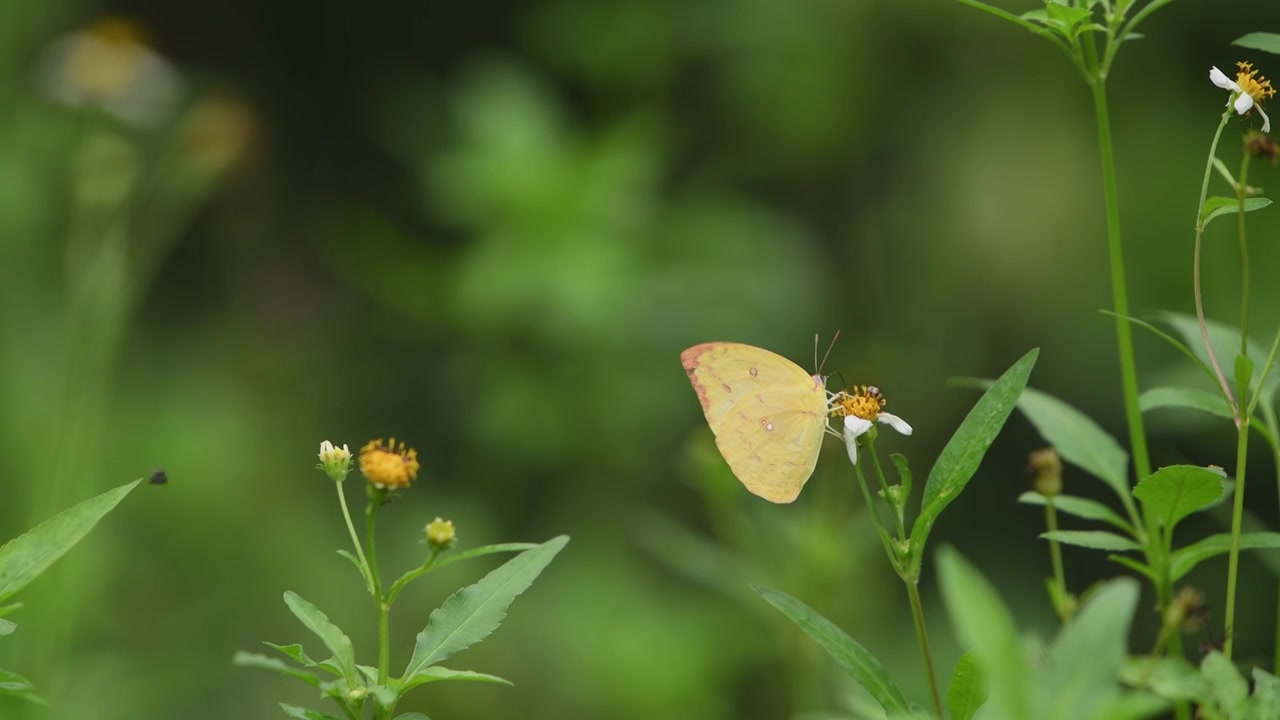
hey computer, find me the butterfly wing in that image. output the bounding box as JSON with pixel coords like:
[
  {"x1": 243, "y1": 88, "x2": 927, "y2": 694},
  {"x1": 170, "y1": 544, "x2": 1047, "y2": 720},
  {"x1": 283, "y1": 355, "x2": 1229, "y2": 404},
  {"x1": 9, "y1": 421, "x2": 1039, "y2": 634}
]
[{"x1": 681, "y1": 342, "x2": 829, "y2": 503}]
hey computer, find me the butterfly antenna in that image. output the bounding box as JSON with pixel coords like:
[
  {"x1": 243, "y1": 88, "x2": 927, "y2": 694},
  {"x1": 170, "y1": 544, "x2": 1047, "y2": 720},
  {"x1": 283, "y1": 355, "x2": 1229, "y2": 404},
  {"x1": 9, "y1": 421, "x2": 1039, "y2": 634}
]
[{"x1": 817, "y1": 330, "x2": 841, "y2": 375}]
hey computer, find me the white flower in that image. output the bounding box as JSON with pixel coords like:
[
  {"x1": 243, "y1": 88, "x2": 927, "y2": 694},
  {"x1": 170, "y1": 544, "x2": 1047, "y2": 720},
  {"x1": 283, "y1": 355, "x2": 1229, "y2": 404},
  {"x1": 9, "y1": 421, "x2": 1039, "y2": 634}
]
[
  {"x1": 1210, "y1": 63, "x2": 1274, "y2": 133},
  {"x1": 830, "y1": 386, "x2": 913, "y2": 465},
  {"x1": 318, "y1": 440, "x2": 352, "y2": 481}
]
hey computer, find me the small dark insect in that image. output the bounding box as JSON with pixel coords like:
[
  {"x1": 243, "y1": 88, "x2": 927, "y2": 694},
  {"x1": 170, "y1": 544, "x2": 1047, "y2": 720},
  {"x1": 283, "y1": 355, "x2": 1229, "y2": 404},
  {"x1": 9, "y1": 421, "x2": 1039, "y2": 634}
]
[{"x1": 149, "y1": 470, "x2": 168, "y2": 485}]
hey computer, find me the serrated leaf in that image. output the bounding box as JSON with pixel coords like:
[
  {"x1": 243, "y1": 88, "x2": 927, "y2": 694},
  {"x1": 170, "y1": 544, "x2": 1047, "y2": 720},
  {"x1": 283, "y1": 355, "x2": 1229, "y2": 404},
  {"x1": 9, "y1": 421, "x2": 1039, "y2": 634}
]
[
  {"x1": 232, "y1": 652, "x2": 321, "y2": 688},
  {"x1": 279, "y1": 703, "x2": 343, "y2": 720},
  {"x1": 911, "y1": 350, "x2": 1038, "y2": 572},
  {"x1": 755, "y1": 586, "x2": 910, "y2": 715},
  {"x1": 1018, "y1": 492, "x2": 1133, "y2": 533},
  {"x1": 1011, "y1": 386, "x2": 1129, "y2": 502},
  {"x1": 400, "y1": 666, "x2": 513, "y2": 694},
  {"x1": 1133, "y1": 466, "x2": 1226, "y2": 531},
  {"x1": 402, "y1": 536, "x2": 567, "y2": 678},
  {"x1": 1235, "y1": 33, "x2": 1280, "y2": 55},
  {"x1": 1041, "y1": 530, "x2": 1141, "y2": 552},
  {"x1": 1169, "y1": 532, "x2": 1280, "y2": 580},
  {"x1": 282, "y1": 592, "x2": 358, "y2": 686},
  {"x1": 937, "y1": 547, "x2": 1032, "y2": 720},
  {"x1": 0, "y1": 480, "x2": 140, "y2": 603},
  {"x1": 946, "y1": 652, "x2": 988, "y2": 720},
  {"x1": 0, "y1": 667, "x2": 44, "y2": 704},
  {"x1": 1140, "y1": 386, "x2": 1233, "y2": 421},
  {"x1": 1042, "y1": 579, "x2": 1139, "y2": 718}
]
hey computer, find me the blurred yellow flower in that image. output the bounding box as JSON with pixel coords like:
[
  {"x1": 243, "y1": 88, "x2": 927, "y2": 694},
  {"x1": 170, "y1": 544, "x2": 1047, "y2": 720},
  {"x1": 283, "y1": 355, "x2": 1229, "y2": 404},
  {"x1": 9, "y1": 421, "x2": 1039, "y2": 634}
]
[
  {"x1": 425, "y1": 517, "x2": 456, "y2": 549},
  {"x1": 359, "y1": 438, "x2": 420, "y2": 489}
]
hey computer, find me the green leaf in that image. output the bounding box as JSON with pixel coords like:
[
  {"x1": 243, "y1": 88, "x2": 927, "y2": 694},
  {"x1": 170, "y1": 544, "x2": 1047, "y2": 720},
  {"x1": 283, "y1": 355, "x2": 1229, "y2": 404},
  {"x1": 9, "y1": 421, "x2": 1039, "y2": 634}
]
[
  {"x1": 1236, "y1": 354, "x2": 1256, "y2": 402},
  {"x1": 1041, "y1": 530, "x2": 1141, "y2": 552},
  {"x1": 1201, "y1": 197, "x2": 1272, "y2": 228},
  {"x1": 1202, "y1": 651, "x2": 1248, "y2": 718},
  {"x1": 263, "y1": 643, "x2": 341, "y2": 676},
  {"x1": 1010, "y1": 386, "x2": 1129, "y2": 502},
  {"x1": 1140, "y1": 386, "x2": 1233, "y2": 420},
  {"x1": 336, "y1": 549, "x2": 371, "y2": 588},
  {"x1": 1018, "y1": 492, "x2": 1133, "y2": 533},
  {"x1": 1250, "y1": 668, "x2": 1280, "y2": 720},
  {"x1": 424, "y1": 543, "x2": 543, "y2": 574},
  {"x1": 1109, "y1": 555, "x2": 1157, "y2": 583},
  {"x1": 402, "y1": 536, "x2": 568, "y2": 678},
  {"x1": 754, "y1": 586, "x2": 910, "y2": 715},
  {"x1": 282, "y1": 592, "x2": 358, "y2": 686},
  {"x1": 1235, "y1": 33, "x2": 1280, "y2": 55},
  {"x1": 232, "y1": 652, "x2": 322, "y2": 688},
  {"x1": 279, "y1": 704, "x2": 344, "y2": 720},
  {"x1": 0, "y1": 480, "x2": 140, "y2": 603},
  {"x1": 1045, "y1": 3, "x2": 1092, "y2": 34},
  {"x1": 1133, "y1": 466, "x2": 1226, "y2": 531},
  {"x1": 0, "y1": 667, "x2": 44, "y2": 704},
  {"x1": 1042, "y1": 578, "x2": 1140, "y2": 718},
  {"x1": 1105, "y1": 311, "x2": 1214, "y2": 382},
  {"x1": 394, "y1": 714, "x2": 431, "y2": 720},
  {"x1": 912, "y1": 349, "x2": 1038, "y2": 571},
  {"x1": 937, "y1": 547, "x2": 1032, "y2": 720},
  {"x1": 946, "y1": 652, "x2": 988, "y2": 720},
  {"x1": 0, "y1": 603, "x2": 22, "y2": 618},
  {"x1": 1157, "y1": 312, "x2": 1278, "y2": 398},
  {"x1": 400, "y1": 666, "x2": 513, "y2": 694},
  {"x1": 1120, "y1": 657, "x2": 1211, "y2": 704},
  {"x1": 368, "y1": 685, "x2": 396, "y2": 708},
  {"x1": 953, "y1": 0, "x2": 1061, "y2": 39},
  {"x1": 1170, "y1": 532, "x2": 1280, "y2": 580},
  {"x1": 0, "y1": 618, "x2": 15, "y2": 636}
]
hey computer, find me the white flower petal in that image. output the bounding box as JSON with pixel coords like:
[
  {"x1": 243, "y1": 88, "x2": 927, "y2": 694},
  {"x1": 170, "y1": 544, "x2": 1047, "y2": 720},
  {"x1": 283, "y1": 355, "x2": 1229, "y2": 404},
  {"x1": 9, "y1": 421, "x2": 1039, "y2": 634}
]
[
  {"x1": 842, "y1": 423, "x2": 860, "y2": 465},
  {"x1": 877, "y1": 413, "x2": 914, "y2": 436},
  {"x1": 1259, "y1": 105, "x2": 1272, "y2": 133},
  {"x1": 1235, "y1": 92, "x2": 1256, "y2": 115},
  {"x1": 1211, "y1": 66, "x2": 1240, "y2": 91},
  {"x1": 844, "y1": 415, "x2": 873, "y2": 437}
]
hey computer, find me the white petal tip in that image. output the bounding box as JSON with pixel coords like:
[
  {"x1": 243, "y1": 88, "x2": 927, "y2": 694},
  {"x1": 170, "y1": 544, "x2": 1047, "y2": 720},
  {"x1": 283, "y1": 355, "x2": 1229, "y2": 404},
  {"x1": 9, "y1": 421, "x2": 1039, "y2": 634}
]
[{"x1": 878, "y1": 413, "x2": 914, "y2": 436}]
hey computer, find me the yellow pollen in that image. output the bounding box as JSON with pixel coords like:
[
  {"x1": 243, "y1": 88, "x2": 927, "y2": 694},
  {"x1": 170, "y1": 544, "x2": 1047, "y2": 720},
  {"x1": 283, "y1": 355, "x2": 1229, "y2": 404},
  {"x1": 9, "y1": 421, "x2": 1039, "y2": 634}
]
[
  {"x1": 1236, "y1": 61, "x2": 1276, "y2": 103},
  {"x1": 358, "y1": 437, "x2": 420, "y2": 489},
  {"x1": 830, "y1": 385, "x2": 887, "y2": 421}
]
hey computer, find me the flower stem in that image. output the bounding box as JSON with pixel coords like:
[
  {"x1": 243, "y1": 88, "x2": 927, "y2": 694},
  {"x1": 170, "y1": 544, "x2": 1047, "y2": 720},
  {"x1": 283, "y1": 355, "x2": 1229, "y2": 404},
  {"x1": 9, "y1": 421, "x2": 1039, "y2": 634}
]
[
  {"x1": 335, "y1": 482, "x2": 372, "y2": 593},
  {"x1": 1238, "y1": 152, "x2": 1253, "y2": 360},
  {"x1": 1088, "y1": 74, "x2": 1152, "y2": 492},
  {"x1": 366, "y1": 494, "x2": 390, "y2": 718},
  {"x1": 1225, "y1": 421, "x2": 1251, "y2": 659},
  {"x1": 866, "y1": 436, "x2": 905, "y2": 537},
  {"x1": 906, "y1": 580, "x2": 943, "y2": 719},
  {"x1": 1045, "y1": 500, "x2": 1068, "y2": 620},
  {"x1": 1194, "y1": 110, "x2": 1240, "y2": 420}
]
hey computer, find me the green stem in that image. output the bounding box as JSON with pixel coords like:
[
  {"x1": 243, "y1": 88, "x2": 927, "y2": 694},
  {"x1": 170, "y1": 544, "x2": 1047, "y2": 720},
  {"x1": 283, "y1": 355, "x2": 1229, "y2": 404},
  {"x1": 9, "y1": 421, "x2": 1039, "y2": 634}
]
[
  {"x1": 906, "y1": 581, "x2": 944, "y2": 719},
  {"x1": 336, "y1": 482, "x2": 372, "y2": 593},
  {"x1": 1225, "y1": 421, "x2": 1251, "y2": 659},
  {"x1": 1194, "y1": 109, "x2": 1241, "y2": 420},
  {"x1": 386, "y1": 549, "x2": 442, "y2": 605},
  {"x1": 366, "y1": 494, "x2": 390, "y2": 718},
  {"x1": 1045, "y1": 500, "x2": 1067, "y2": 618},
  {"x1": 1238, "y1": 152, "x2": 1253, "y2": 360},
  {"x1": 866, "y1": 435, "x2": 905, "y2": 538},
  {"x1": 1265, "y1": 406, "x2": 1280, "y2": 673},
  {"x1": 1088, "y1": 72, "x2": 1151, "y2": 526}
]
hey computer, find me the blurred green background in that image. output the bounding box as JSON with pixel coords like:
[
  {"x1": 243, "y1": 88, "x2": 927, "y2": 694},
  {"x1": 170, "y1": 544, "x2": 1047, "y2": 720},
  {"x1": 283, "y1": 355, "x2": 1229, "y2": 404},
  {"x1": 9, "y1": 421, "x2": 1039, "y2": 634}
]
[{"x1": 5, "y1": 0, "x2": 1280, "y2": 718}]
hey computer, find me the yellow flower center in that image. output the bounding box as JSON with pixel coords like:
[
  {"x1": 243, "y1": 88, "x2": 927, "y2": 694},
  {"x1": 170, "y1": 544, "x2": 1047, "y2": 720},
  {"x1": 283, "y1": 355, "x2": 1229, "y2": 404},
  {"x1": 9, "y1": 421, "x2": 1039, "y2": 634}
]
[
  {"x1": 830, "y1": 385, "x2": 887, "y2": 421},
  {"x1": 359, "y1": 437, "x2": 420, "y2": 489},
  {"x1": 1237, "y1": 61, "x2": 1276, "y2": 103}
]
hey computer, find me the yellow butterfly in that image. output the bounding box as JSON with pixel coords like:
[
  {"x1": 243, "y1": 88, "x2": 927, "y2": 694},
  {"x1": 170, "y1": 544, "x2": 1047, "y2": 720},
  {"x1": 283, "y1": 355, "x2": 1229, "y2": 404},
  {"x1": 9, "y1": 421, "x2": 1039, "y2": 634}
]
[{"x1": 681, "y1": 342, "x2": 832, "y2": 503}]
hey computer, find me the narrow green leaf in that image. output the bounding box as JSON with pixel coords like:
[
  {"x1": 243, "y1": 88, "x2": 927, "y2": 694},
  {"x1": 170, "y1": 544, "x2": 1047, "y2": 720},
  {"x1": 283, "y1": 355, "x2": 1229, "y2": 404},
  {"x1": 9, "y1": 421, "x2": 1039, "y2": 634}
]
[
  {"x1": 263, "y1": 642, "x2": 340, "y2": 676},
  {"x1": 403, "y1": 536, "x2": 568, "y2": 678},
  {"x1": 1202, "y1": 651, "x2": 1248, "y2": 717},
  {"x1": 232, "y1": 652, "x2": 321, "y2": 688},
  {"x1": 1133, "y1": 466, "x2": 1226, "y2": 531},
  {"x1": 1140, "y1": 386, "x2": 1233, "y2": 420},
  {"x1": 1235, "y1": 33, "x2": 1280, "y2": 55},
  {"x1": 0, "y1": 603, "x2": 22, "y2": 618},
  {"x1": 1018, "y1": 492, "x2": 1133, "y2": 533},
  {"x1": 954, "y1": 0, "x2": 1058, "y2": 37},
  {"x1": 0, "y1": 480, "x2": 140, "y2": 603},
  {"x1": 937, "y1": 547, "x2": 1032, "y2": 720},
  {"x1": 279, "y1": 704, "x2": 344, "y2": 720},
  {"x1": 1044, "y1": 3, "x2": 1092, "y2": 34},
  {"x1": 1011, "y1": 386, "x2": 1129, "y2": 501},
  {"x1": 336, "y1": 549, "x2": 371, "y2": 587},
  {"x1": 1201, "y1": 196, "x2": 1271, "y2": 227},
  {"x1": 912, "y1": 349, "x2": 1038, "y2": 569},
  {"x1": 1104, "y1": 311, "x2": 1214, "y2": 382},
  {"x1": 755, "y1": 586, "x2": 909, "y2": 714},
  {"x1": 1236, "y1": 354, "x2": 1256, "y2": 403},
  {"x1": 424, "y1": 543, "x2": 542, "y2": 575},
  {"x1": 0, "y1": 667, "x2": 44, "y2": 704},
  {"x1": 1157, "y1": 312, "x2": 1278, "y2": 397},
  {"x1": 282, "y1": 592, "x2": 358, "y2": 685},
  {"x1": 400, "y1": 666, "x2": 513, "y2": 694},
  {"x1": 1169, "y1": 532, "x2": 1280, "y2": 580},
  {"x1": 946, "y1": 652, "x2": 988, "y2": 720},
  {"x1": 1041, "y1": 530, "x2": 1141, "y2": 552},
  {"x1": 1108, "y1": 555, "x2": 1157, "y2": 583},
  {"x1": 1042, "y1": 579, "x2": 1139, "y2": 718}
]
